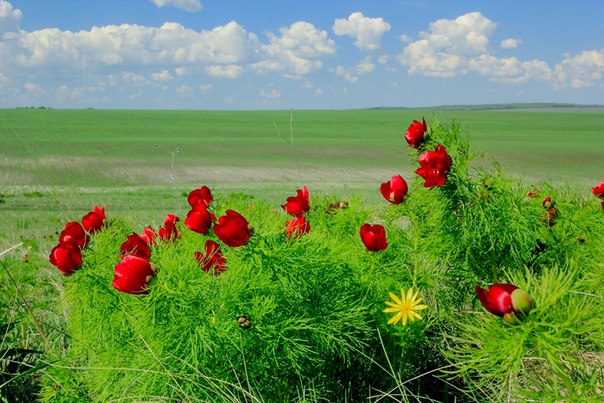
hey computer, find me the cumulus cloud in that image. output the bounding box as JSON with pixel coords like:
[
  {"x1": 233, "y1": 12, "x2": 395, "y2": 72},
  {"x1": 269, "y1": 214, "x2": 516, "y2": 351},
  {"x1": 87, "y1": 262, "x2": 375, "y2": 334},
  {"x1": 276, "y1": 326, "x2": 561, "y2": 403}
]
[
  {"x1": 151, "y1": 69, "x2": 173, "y2": 81},
  {"x1": 199, "y1": 83, "x2": 212, "y2": 93},
  {"x1": 398, "y1": 12, "x2": 552, "y2": 84},
  {"x1": 259, "y1": 89, "x2": 281, "y2": 98},
  {"x1": 331, "y1": 57, "x2": 375, "y2": 83},
  {"x1": 176, "y1": 84, "x2": 192, "y2": 96},
  {"x1": 500, "y1": 38, "x2": 521, "y2": 49},
  {"x1": 205, "y1": 64, "x2": 245, "y2": 79},
  {"x1": 399, "y1": 12, "x2": 496, "y2": 77},
  {"x1": 152, "y1": 0, "x2": 202, "y2": 12},
  {"x1": 333, "y1": 12, "x2": 391, "y2": 51},
  {"x1": 554, "y1": 49, "x2": 604, "y2": 88},
  {"x1": 0, "y1": 0, "x2": 21, "y2": 34},
  {"x1": 252, "y1": 21, "x2": 336, "y2": 77}
]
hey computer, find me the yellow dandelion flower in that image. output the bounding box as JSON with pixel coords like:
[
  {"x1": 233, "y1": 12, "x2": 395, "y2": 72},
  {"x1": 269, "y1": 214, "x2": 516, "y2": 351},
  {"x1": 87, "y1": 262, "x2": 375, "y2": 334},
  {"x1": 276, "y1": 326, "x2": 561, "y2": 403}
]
[{"x1": 384, "y1": 287, "x2": 428, "y2": 326}]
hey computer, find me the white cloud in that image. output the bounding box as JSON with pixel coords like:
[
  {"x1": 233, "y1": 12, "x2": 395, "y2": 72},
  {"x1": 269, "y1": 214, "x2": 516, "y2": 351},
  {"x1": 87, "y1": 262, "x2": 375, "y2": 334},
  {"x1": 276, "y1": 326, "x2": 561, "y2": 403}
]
[
  {"x1": 259, "y1": 89, "x2": 281, "y2": 98},
  {"x1": 151, "y1": 0, "x2": 202, "y2": 12},
  {"x1": 468, "y1": 55, "x2": 551, "y2": 83},
  {"x1": 399, "y1": 12, "x2": 496, "y2": 77},
  {"x1": 56, "y1": 84, "x2": 82, "y2": 101},
  {"x1": 500, "y1": 38, "x2": 521, "y2": 49},
  {"x1": 331, "y1": 57, "x2": 375, "y2": 83},
  {"x1": 199, "y1": 83, "x2": 212, "y2": 93},
  {"x1": 151, "y1": 69, "x2": 173, "y2": 81},
  {"x1": 554, "y1": 49, "x2": 604, "y2": 88},
  {"x1": 399, "y1": 34, "x2": 412, "y2": 43},
  {"x1": 333, "y1": 12, "x2": 391, "y2": 51},
  {"x1": 176, "y1": 84, "x2": 192, "y2": 96},
  {"x1": 205, "y1": 64, "x2": 245, "y2": 78},
  {"x1": 0, "y1": 0, "x2": 21, "y2": 34},
  {"x1": 253, "y1": 21, "x2": 336, "y2": 77},
  {"x1": 23, "y1": 81, "x2": 44, "y2": 94}
]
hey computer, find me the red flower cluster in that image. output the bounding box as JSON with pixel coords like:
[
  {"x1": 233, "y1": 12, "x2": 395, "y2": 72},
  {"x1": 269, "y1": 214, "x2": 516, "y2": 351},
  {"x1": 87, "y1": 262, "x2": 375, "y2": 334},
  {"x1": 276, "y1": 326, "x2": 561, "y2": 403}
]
[
  {"x1": 359, "y1": 223, "x2": 388, "y2": 251},
  {"x1": 475, "y1": 283, "x2": 534, "y2": 324},
  {"x1": 49, "y1": 205, "x2": 106, "y2": 276},
  {"x1": 404, "y1": 118, "x2": 427, "y2": 149},
  {"x1": 158, "y1": 214, "x2": 180, "y2": 241},
  {"x1": 541, "y1": 197, "x2": 558, "y2": 227},
  {"x1": 380, "y1": 175, "x2": 408, "y2": 204},
  {"x1": 185, "y1": 186, "x2": 215, "y2": 235},
  {"x1": 282, "y1": 186, "x2": 311, "y2": 238},
  {"x1": 416, "y1": 144, "x2": 452, "y2": 188}
]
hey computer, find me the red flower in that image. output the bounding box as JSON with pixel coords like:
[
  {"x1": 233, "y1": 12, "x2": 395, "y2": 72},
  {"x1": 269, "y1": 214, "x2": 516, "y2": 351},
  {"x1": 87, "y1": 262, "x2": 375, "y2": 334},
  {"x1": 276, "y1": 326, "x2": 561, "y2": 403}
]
[
  {"x1": 213, "y1": 210, "x2": 251, "y2": 247},
  {"x1": 475, "y1": 283, "x2": 534, "y2": 323},
  {"x1": 404, "y1": 118, "x2": 427, "y2": 149},
  {"x1": 415, "y1": 144, "x2": 452, "y2": 188},
  {"x1": 282, "y1": 186, "x2": 310, "y2": 217},
  {"x1": 158, "y1": 214, "x2": 180, "y2": 241},
  {"x1": 120, "y1": 232, "x2": 151, "y2": 260},
  {"x1": 112, "y1": 255, "x2": 156, "y2": 294},
  {"x1": 542, "y1": 197, "x2": 553, "y2": 208},
  {"x1": 380, "y1": 175, "x2": 409, "y2": 204},
  {"x1": 49, "y1": 242, "x2": 83, "y2": 276},
  {"x1": 194, "y1": 240, "x2": 227, "y2": 274},
  {"x1": 285, "y1": 216, "x2": 311, "y2": 238},
  {"x1": 185, "y1": 204, "x2": 215, "y2": 234},
  {"x1": 527, "y1": 189, "x2": 540, "y2": 198},
  {"x1": 82, "y1": 204, "x2": 105, "y2": 234},
  {"x1": 544, "y1": 207, "x2": 559, "y2": 227},
  {"x1": 592, "y1": 180, "x2": 604, "y2": 199},
  {"x1": 359, "y1": 223, "x2": 388, "y2": 251},
  {"x1": 58, "y1": 221, "x2": 89, "y2": 249},
  {"x1": 139, "y1": 226, "x2": 157, "y2": 246},
  {"x1": 188, "y1": 186, "x2": 213, "y2": 208}
]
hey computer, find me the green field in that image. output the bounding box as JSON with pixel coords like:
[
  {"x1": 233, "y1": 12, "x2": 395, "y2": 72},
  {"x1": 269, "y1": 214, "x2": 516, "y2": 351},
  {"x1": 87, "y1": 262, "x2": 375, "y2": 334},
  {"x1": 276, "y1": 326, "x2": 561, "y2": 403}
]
[
  {"x1": 1, "y1": 107, "x2": 603, "y2": 401},
  {"x1": 1, "y1": 107, "x2": 603, "y2": 249}
]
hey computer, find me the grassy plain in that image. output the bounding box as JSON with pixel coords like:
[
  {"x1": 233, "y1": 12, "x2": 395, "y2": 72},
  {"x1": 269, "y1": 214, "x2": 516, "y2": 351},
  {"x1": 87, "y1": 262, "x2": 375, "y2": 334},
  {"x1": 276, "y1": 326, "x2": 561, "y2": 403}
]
[{"x1": 1, "y1": 107, "x2": 603, "y2": 249}]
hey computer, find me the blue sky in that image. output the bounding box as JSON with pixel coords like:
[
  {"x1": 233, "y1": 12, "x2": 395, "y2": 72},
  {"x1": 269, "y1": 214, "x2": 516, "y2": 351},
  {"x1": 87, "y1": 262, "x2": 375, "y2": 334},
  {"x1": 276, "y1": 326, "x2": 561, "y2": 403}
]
[{"x1": 1, "y1": 0, "x2": 603, "y2": 109}]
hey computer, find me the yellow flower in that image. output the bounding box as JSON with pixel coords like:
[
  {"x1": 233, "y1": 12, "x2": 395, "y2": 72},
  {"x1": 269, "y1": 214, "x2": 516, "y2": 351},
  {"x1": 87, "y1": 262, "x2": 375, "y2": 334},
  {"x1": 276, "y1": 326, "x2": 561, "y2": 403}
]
[{"x1": 384, "y1": 288, "x2": 428, "y2": 326}]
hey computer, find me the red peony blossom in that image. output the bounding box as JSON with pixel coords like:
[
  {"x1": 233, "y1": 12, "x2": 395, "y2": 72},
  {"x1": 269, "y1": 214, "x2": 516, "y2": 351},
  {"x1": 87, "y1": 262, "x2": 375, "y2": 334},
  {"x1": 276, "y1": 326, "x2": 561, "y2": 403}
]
[
  {"x1": 285, "y1": 216, "x2": 311, "y2": 238},
  {"x1": 404, "y1": 118, "x2": 427, "y2": 149},
  {"x1": 544, "y1": 207, "x2": 559, "y2": 227},
  {"x1": 188, "y1": 186, "x2": 213, "y2": 208},
  {"x1": 185, "y1": 204, "x2": 215, "y2": 234},
  {"x1": 120, "y1": 232, "x2": 151, "y2": 260},
  {"x1": 194, "y1": 240, "x2": 227, "y2": 274},
  {"x1": 359, "y1": 223, "x2": 388, "y2": 251},
  {"x1": 59, "y1": 221, "x2": 89, "y2": 249},
  {"x1": 158, "y1": 214, "x2": 180, "y2": 241},
  {"x1": 139, "y1": 226, "x2": 157, "y2": 246},
  {"x1": 213, "y1": 210, "x2": 251, "y2": 247},
  {"x1": 415, "y1": 144, "x2": 452, "y2": 188},
  {"x1": 542, "y1": 197, "x2": 554, "y2": 208},
  {"x1": 475, "y1": 283, "x2": 534, "y2": 324},
  {"x1": 282, "y1": 186, "x2": 310, "y2": 217},
  {"x1": 82, "y1": 204, "x2": 105, "y2": 234},
  {"x1": 380, "y1": 175, "x2": 409, "y2": 204},
  {"x1": 592, "y1": 180, "x2": 604, "y2": 199},
  {"x1": 112, "y1": 255, "x2": 156, "y2": 294},
  {"x1": 49, "y1": 242, "x2": 83, "y2": 276},
  {"x1": 527, "y1": 189, "x2": 540, "y2": 198}
]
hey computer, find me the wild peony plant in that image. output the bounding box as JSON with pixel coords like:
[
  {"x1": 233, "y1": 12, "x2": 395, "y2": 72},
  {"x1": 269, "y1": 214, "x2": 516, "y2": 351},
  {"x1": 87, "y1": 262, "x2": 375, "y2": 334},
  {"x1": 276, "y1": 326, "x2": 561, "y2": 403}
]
[{"x1": 41, "y1": 117, "x2": 604, "y2": 402}]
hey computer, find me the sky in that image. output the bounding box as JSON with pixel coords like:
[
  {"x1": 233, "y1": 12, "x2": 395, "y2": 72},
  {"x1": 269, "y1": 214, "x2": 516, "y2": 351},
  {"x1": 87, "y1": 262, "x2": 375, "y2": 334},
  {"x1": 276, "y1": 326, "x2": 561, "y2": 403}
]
[{"x1": 1, "y1": 0, "x2": 603, "y2": 109}]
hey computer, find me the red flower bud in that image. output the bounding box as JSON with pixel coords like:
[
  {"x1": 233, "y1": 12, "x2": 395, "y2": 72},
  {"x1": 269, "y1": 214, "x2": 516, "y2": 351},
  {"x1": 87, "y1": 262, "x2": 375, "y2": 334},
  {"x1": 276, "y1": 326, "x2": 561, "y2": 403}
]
[
  {"x1": 542, "y1": 197, "x2": 553, "y2": 208},
  {"x1": 58, "y1": 221, "x2": 89, "y2": 249},
  {"x1": 591, "y1": 180, "x2": 604, "y2": 199},
  {"x1": 139, "y1": 226, "x2": 157, "y2": 246},
  {"x1": 360, "y1": 223, "x2": 388, "y2": 251},
  {"x1": 282, "y1": 186, "x2": 310, "y2": 217},
  {"x1": 404, "y1": 118, "x2": 427, "y2": 149},
  {"x1": 185, "y1": 204, "x2": 215, "y2": 234},
  {"x1": 49, "y1": 242, "x2": 83, "y2": 276},
  {"x1": 112, "y1": 255, "x2": 155, "y2": 294},
  {"x1": 194, "y1": 240, "x2": 227, "y2": 274},
  {"x1": 285, "y1": 216, "x2": 311, "y2": 238},
  {"x1": 188, "y1": 186, "x2": 213, "y2": 208},
  {"x1": 120, "y1": 232, "x2": 151, "y2": 260},
  {"x1": 475, "y1": 283, "x2": 534, "y2": 323},
  {"x1": 158, "y1": 214, "x2": 180, "y2": 241},
  {"x1": 415, "y1": 144, "x2": 452, "y2": 188},
  {"x1": 380, "y1": 175, "x2": 409, "y2": 204},
  {"x1": 82, "y1": 204, "x2": 105, "y2": 234},
  {"x1": 213, "y1": 210, "x2": 251, "y2": 247}
]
